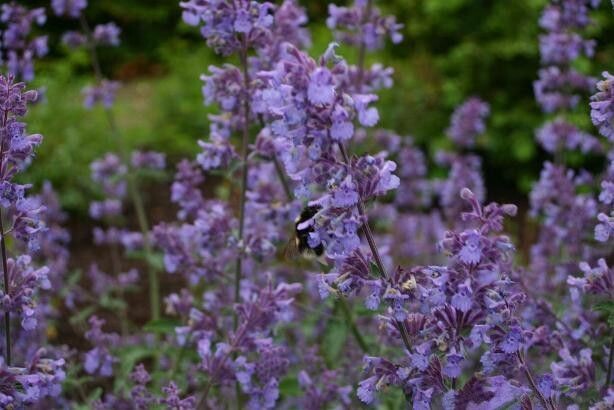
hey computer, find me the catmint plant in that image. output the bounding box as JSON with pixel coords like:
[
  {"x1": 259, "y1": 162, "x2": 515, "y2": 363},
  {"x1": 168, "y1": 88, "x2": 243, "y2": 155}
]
[
  {"x1": 0, "y1": 0, "x2": 611, "y2": 407},
  {"x1": 0, "y1": 3, "x2": 47, "y2": 82},
  {"x1": 530, "y1": 0, "x2": 603, "y2": 288},
  {"x1": 0, "y1": 74, "x2": 65, "y2": 407},
  {"x1": 522, "y1": 1, "x2": 614, "y2": 406},
  {"x1": 51, "y1": 0, "x2": 164, "y2": 323}
]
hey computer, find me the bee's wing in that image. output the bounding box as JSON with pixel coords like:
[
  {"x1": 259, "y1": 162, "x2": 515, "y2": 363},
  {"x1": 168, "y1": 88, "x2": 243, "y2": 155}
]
[
  {"x1": 282, "y1": 237, "x2": 301, "y2": 261},
  {"x1": 314, "y1": 254, "x2": 328, "y2": 267}
]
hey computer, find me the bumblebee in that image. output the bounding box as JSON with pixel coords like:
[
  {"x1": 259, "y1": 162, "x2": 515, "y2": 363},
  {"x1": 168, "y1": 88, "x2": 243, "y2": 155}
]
[{"x1": 284, "y1": 205, "x2": 325, "y2": 260}]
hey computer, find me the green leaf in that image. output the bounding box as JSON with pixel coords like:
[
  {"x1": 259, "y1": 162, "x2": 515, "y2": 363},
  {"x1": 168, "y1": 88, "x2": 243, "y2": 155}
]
[
  {"x1": 369, "y1": 260, "x2": 382, "y2": 278},
  {"x1": 114, "y1": 345, "x2": 155, "y2": 394},
  {"x1": 593, "y1": 300, "x2": 614, "y2": 328},
  {"x1": 143, "y1": 318, "x2": 182, "y2": 334},
  {"x1": 279, "y1": 375, "x2": 301, "y2": 397},
  {"x1": 322, "y1": 320, "x2": 348, "y2": 365},
  {"x1": 87, "y1": 387, "x2": 103, "y2": 404},
  {"x1": 125, "y1": 250, "x2": 165, "y2": 271},
  {"x1": 99, "y1": 294, "x2": 127, "y2": 311},
  {"x1": 69, "y1": 305, "x2": 96, "y2": 326}
]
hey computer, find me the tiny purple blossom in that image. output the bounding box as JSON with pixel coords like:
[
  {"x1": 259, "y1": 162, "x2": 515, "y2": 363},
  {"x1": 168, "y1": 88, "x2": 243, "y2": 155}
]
[
  {"x1": 307, "y1": 68, "x2": 335, "y2": 105},
  {"x1": 93, "y1": 23, "x2": 121, "y2": 46},
  {"x1": 51, "y1": 0, "x2": 87, "y2": 18}
]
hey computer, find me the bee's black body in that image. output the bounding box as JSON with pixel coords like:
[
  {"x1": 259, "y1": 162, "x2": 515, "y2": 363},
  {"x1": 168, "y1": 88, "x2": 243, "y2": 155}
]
[{"x1": 295, "y1": 205, "x2": 324, "y2": 257}]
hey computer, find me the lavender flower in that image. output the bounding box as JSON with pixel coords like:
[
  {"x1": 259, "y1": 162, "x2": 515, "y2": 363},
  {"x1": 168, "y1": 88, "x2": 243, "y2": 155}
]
[
  {"x1": 446, "y1": 97, "x2": 490, "y2": 148},
  {"x1": 82, "y1": 80, "x2": 120, "y2": 109},
  {"x1": 539, "y1": 32, "x2": 595, "y2": 65},
  {"x1": 534, "y1": 67, "x2": 595, "y2": 113},
  {"x1": 0, "y1": 76, "x2": 47, "y2": 303},
  {"x1": 590, "y1": 71, "x2": 614, "y2": 141},
  {"x1": 180, "y1": 0, "x2": 275, "y2": 56},
  {"x1": 536, "y1": 118, "x2": 601, "y2": 153},
  {"x1": 130, "y1": 364, "x2": 154, "y2": 409},
  {"x1": 131, "y1": 150, "x2": 166, "y2": 170},
  {"x1": 436, "y1": 153, "x2": 485, "y2": 222},
  {"x1": 568, "y1": 258, "x2": 613, "y2": 298},
  {"x1": 551, "y1": 348, "x2": 595, "y2": 395},
  {"x1": 90, "y1": 153, "x2": 127, "y2": 197},
  {"x1": 327, "y1": 1, "x2": 403, "y2": 50},
  {"x1": 10, "y1": 1, "x2": 613, "y2": 408},
  {"x1": 358, "y1": 190, "x2": 535, "y2": 406},
  {"x1": 159, "y1": 382, "x2": 196, "y2": 409},
  {"x1": 0, "y1": 3, "x2": 48, "y2": 81},
  {"x1": 298, "y1": 369, "x2": 351, "y2": 409},
  {"x1": 92, "y1": 23, "x2": 121, "y2": 46},
  {"x1": 51, "y1": 0, "x2": 87, "y2": 18},
  {"x1": 83, "y1": 316, "x2": 118, "y2": 377},
  {"x1": 0, "y1": 352, "x2": 65, "y2": 406},
  {"x1": 0, "y1": 255, "x2": 50, "y2": 330},
  {"x1": 0, "y1": 74, "x2": 66, "y2": 406},
  {"x1": 61, "y1": 30, "x2": 86, "y2": 48},
  {"x1": 170, "y1": 160, "x2": 205, "y2": 220}
]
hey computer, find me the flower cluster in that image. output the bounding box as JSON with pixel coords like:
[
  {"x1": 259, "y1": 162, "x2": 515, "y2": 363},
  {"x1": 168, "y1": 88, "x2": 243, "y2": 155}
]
[
  {"x1": 0, "y1": 73, "x2": 66, "y2": 406},
  {"x1": 591, "y1": 71, "x2": 614, "y2": 142},
  {"x1": 0, "y1": 3, "x2": 47, "y2": 82},
  {"x1": 52, "y1": 1, "x2": 122, "y2": 108},
  {"x1": 356, "y1": 189, "x2": 545, "y2": 408},
  {"x1": 51, "y1": 0, "x2": 87, "y2": 19},
  {"x1": 0, "y1": 350, "x2": 65, "y2": 407},
  {"x1": 4, "y1": 0, "x2": 614, "y2": 408},
  {"x1": 445, "y1": 97, "x2": 490, "y2": 148},
  {"x1": 180, "y1": 0, "x2": 275, "y2": 56},
  {"x1": 534, "y1": 0, "x2": 599, "y2": 150},
  {"x1": 327, "y1": 0, "x2": 403, "y2": 51},
  {"x1": 83, "y1": 316, "x2": 118, "y2": 377},
  {"x1": 529, "y1": 0, "x2": 606, "y2": 293},
  {"x1": 434, "y1": 97, "x2": 490, "y2": 223}
]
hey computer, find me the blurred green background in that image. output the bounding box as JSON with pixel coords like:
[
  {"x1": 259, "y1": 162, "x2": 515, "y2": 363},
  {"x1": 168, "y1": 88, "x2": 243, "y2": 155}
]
[{"x1": 20, "y1": 0, "x2": 614, "y2": 212}]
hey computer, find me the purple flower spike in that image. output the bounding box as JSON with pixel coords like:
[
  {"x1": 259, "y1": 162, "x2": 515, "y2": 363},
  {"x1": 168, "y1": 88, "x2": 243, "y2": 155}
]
[{"x1": 590, "y1": 71, "x2": 614, "y2": 141}]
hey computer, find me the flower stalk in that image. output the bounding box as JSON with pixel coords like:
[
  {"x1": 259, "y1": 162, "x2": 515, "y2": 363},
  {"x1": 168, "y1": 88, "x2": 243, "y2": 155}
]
[
  {"x1": 233, "y1": 37, "x2": 251, "y2": 325},
  {"x1": 606, "y1": 332, "x2": 614, "y2": 390},
  {"x1": 338, "y1": 142, "x2": 413, "y2": 353},
  {"x1": 79, "y1": 14, "x2": 160, "y2": 320},
  {"x1": 0, "y1": 210, "x2": 10, "y2": 366},
  {"x1": 0, "y1": 103, "x2": 10, "y2": 365}
]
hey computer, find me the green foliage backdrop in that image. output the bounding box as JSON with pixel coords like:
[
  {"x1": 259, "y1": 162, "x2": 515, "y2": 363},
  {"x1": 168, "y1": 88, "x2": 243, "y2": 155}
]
[{"x1": 21, "y1": 0, "x2": 614, "y2": 211}]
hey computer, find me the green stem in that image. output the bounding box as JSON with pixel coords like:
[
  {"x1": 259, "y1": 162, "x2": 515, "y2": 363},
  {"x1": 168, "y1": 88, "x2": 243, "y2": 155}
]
[
  {"x1": 517, "y1": 351, "x2": 553, "y2": 410},
  {"x1": 606, "y1": 332, "x2": 614, "y2": 390},
  {"x1": 233, "y1": 39, "x2": 251, "y2": 328},
  {"x1": 0, "y1": 105, "x2": 10, "y2": 365},
  {"x1": 0, "y1": 210, "x2": 11, "y2": 366},
  {"x1": 267, "y1": 139, "x2": 371, "y2": 354},
  {"x1": 230, "y1": 37, "x2": 252, "y2": 410},
  {"x1": 79, "y1": 15, "x2": 159, "y2": 321},
  {"x1": 169, "y1": 330, "x2": 192, "y2": 381},
  {"x1": 337, "y1": 298, "x2": 370, "y2": 353},
  {"x1": 355, "y1": 0, "x2": 374, "y2": 93},
  {"x1": 337, "y1": 143, "x2": 413, "y2": 353},
  {"x1": 272, "y1": 154, "x2": 292, "y2": 200}
]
